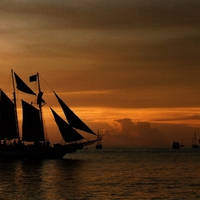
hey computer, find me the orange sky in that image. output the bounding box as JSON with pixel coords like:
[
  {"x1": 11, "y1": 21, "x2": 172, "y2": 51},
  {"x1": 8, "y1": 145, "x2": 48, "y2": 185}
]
[{"x1": 1, "y1": 0, "x2": 200, "y2": 147}]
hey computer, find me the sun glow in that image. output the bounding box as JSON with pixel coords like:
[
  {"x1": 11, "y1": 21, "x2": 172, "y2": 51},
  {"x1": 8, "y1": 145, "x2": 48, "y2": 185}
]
[
  {"x1": 42, "y1": 106, "x2": 200, "y2": 128},
  {"x1": 62, "y1": 107, "x2": 200, "y2": 126}
]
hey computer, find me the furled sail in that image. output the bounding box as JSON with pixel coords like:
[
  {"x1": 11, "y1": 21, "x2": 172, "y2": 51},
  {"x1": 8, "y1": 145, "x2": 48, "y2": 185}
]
[
  {"x1": 14, "y1": 72, "x2": 36, "y2": 95},
  {"x1": 50, "y1": 108, "x2": 84, "y2": 143},
  {"x1": 54, "y1": 92, "x2": 96, "y2": 135},
  {"x1": 0, "y1": 89, "x2": 18, "y2": 140},
  {"x1": 22, "y1": 100, "x2": 44, "y2": 142}
]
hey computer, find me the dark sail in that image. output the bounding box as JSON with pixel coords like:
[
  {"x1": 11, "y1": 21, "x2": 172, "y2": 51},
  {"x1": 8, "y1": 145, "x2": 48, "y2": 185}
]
[
  {"x1": 14, "y1": 72, "x2": 36, "y2": 95},
  {"x1": 0, "y1": 89, "x2": 18, "y2": 140},
  {"x1": 22, "y1": 100, "x2": 44, "y2": 142},
  {"x1": 50, "y1": 108, "x2": 84, "y2": 143},
  {"x1": 54, "y1": 92, "x2": 96, "y2": 135}
]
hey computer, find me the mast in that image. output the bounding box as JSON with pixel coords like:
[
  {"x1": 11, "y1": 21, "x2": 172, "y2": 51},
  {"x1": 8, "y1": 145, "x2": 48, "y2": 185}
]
[
  {"x1": 11, "y1": 69, "x2": 20, "y2": 140},
  {"x1": 37, "y1": 72, "x2": 46, "y2": 144}
]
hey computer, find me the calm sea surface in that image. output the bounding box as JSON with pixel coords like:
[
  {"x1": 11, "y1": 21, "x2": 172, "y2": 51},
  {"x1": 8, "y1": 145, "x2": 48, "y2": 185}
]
[{"x1": 0, "y1": 147, "x2": 200, "y2": 200}]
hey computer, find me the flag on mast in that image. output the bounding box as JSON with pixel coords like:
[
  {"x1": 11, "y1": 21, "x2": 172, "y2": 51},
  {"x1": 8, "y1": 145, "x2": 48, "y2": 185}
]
[{"x1": 29, "y1": 74, "x2": 37, "y2": 82}]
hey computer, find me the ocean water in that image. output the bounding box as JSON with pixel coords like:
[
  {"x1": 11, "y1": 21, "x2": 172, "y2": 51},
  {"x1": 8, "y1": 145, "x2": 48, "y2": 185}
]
[{"x1": 0, "y1": 147, "x2": 200, "y2": 200}]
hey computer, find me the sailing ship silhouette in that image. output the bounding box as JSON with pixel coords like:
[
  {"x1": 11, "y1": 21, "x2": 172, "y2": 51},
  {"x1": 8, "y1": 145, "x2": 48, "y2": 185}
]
[{"x1": 0, "y1": 70, "x2": 101, "y2": 159}]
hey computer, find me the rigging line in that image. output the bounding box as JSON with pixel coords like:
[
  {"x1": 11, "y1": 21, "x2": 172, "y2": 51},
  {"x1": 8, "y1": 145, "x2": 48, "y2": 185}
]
[
  {"x1": 36, "y1": 74, "x2": 56, "y2": 107},
  {"x1": 38, "y1": 74, "x2": 55, "y2": 93}
]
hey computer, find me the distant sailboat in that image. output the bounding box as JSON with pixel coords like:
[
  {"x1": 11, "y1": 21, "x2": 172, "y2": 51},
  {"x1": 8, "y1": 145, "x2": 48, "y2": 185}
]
[
  {"x1": 180, "y1": 139, "x2": 185, "y2": 147},
  {"x1": 0, "y1": 70, "x2": 101, "y2": 159},
  {"x1": 192, "y1": 132, "x2": 199, "y2": 148},
  {"x1": 96, "y1": 131, "x2": 103, "y2": 149}
]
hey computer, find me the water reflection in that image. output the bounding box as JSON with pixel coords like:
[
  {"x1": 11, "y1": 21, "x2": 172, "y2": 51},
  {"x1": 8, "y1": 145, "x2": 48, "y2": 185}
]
[
  {"x1": 0, "y1": 148, "x2": 200, "y2": 199},
  {"x1": 0, "y1": 159, "x2": 86, "y2": 200}
]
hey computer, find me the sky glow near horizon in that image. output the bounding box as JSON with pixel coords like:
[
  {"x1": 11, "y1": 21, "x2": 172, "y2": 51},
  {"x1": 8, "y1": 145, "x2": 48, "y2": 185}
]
[{"x1": 1, "y1": 0, "x2": 200, "y2": 147}]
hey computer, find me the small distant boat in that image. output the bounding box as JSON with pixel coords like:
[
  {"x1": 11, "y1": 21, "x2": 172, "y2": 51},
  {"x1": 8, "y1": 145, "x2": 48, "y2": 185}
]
[
  {"x1": 180, "y1": 139, "x2": 185, "y2": 147},
  {"x1": 0, "y1": 70, "x2": 102, "y2": 159},
  {"x1": 172, "y1": 141, "x2": 180, "y2": 149},
  {"x1": 192, "y1": 132, "x2": 199, "y2": 148},
  {"x1": 96, "y1": 131, "x2": 103, "y2": 149},
  {"x1": 96, "y1": 144, "x2": 103, "y2": 149}
]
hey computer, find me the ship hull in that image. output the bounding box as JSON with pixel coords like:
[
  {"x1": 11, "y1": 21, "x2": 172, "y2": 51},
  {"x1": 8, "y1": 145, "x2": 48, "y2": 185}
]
[{"x1": 0, "y1": 143, "x2": 81, "y2": 159}]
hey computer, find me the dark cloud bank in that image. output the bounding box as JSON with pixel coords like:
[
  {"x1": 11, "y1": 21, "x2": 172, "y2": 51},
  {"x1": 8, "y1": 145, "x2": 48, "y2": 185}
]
[
  {"x1": 102, "y1": 118, "x2": 200, "y2": 147},
  {"x1": 103, "y1": 118, "x2": 165, "y2": 147}
]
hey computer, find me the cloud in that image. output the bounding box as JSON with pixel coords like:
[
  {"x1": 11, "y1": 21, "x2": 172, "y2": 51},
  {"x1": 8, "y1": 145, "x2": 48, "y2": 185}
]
[
  {"x1": 1, "y1": 0, "x2": 200, "y2": 110},
  {"x1": 1, "y1": 0, "x2": 200, "y2": 30},
  {"x1": 101, "y1": 117, "x2": 200, "y2": 147},
  {"x1": 102, "y1": 118, "x2": 165, "y2": 147},
  {"x1": 1, "y1": 1, "x2": 199, "y2": 38}
]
